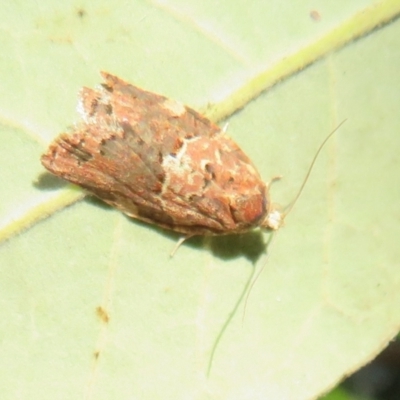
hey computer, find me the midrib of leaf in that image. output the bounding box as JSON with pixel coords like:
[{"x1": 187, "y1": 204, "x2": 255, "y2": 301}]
[
  {"x1": 204, "y1": 0, "x2": 400, "y2": 122},
  {"x1": 0, "y1": 187, "x2": 83, "y2": 243}
]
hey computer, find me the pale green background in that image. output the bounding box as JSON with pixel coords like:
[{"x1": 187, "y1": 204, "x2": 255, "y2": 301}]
[{"x1": 1, "y1": 1, "x2": 400, "y2": 399}]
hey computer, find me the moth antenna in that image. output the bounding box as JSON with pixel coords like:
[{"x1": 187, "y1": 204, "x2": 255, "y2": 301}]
[
  {"x1": 248, "y1": 121, "x2": 347, "y2": 306},
  {"x1": 282, "y1": 119, "x2": 347, "y2": 218},
  {"x1": 242, "y1": 258, "x2": 266, "y2": 323}
]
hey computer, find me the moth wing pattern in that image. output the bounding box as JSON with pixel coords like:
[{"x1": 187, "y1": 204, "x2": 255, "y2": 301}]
[{"x1": 41, "y1": 72, "x2": 270, "y2": 235}]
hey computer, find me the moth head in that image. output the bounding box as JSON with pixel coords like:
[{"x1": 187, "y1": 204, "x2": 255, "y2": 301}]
[
  {"x1": 260, "y1": 176, "x2": 284, "y2": 231},
  {"x1": 262, "y1": 207, "x2": 284, "y2": 231}
]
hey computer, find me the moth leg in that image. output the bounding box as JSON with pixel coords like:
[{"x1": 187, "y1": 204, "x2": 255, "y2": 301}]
[
  {"x1": 170, "y1": 235, "x2": 195, "y2": 257},
  {"x1": 221, "y1": 122, "x2": 229, "y2": 133}
]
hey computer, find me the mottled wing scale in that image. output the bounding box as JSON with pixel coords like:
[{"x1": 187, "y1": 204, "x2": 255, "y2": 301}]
[{"x1": 41, "y1": 73, "x2": 270, "y2": 235}]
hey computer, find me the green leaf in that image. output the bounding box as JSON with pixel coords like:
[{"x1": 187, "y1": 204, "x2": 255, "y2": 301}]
[{"x1": 1, "y1": 1, "x2": 400, "y2": 399}]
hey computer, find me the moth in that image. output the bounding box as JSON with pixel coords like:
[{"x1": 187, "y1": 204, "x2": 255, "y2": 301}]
[{"x1": 41, "y1": 72, "x2": 341, "y2": 245}]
